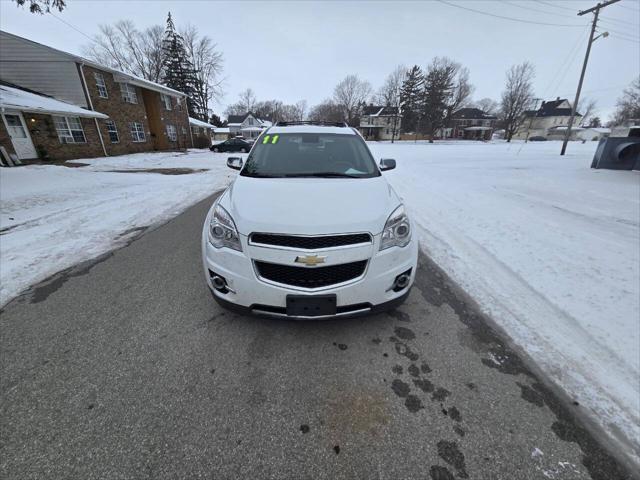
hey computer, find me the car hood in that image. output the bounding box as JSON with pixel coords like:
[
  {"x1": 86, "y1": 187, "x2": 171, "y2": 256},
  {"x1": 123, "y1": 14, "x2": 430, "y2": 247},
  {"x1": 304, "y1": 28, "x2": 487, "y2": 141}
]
[{"x1": 220, "y1": 175, "x2": 401, "y2": 236}]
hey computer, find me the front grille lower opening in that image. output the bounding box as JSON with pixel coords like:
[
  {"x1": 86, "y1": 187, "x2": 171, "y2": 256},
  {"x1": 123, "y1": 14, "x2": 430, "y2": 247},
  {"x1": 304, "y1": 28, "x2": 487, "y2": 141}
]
[{"x1": 251, "y1": 302, "x2": 372, "y2": 316}]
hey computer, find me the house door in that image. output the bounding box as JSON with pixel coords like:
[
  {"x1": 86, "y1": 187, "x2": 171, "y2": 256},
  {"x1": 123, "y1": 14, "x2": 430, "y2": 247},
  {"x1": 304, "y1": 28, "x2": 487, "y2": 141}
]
[{"x1": 2, "y1": 112, "x2": 37, "y2": 159}]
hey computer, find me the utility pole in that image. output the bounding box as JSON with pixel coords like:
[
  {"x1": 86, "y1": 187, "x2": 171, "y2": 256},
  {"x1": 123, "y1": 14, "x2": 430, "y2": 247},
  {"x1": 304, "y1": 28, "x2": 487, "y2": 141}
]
[{"x1": 560, "y1": 0, "x2": 618, "y2": 156}]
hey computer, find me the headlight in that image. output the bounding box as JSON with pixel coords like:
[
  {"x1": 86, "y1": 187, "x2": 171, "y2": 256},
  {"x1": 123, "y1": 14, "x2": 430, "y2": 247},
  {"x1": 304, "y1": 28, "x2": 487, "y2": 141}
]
[
  {"x1": 208, "y1": 203, "x2": 242, "y2": 251},
  {"x1": 380, "y1": 205, "x2": 411, "y2": 250}
]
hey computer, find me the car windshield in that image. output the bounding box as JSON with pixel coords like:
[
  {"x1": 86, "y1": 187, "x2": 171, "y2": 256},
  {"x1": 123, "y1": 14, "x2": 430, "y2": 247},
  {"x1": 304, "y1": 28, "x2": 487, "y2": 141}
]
[{"x1": 240, "y1": 132, "x2": 380, "y2": 178}]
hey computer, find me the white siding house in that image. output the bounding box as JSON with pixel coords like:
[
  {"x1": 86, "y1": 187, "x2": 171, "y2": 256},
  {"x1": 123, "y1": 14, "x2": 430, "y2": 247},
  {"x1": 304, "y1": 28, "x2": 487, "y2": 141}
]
[
  {"x1": 0, "y1": 31, "x2": 89, "y2": 107},
  {"x1": 514, "y1": 98, "x2": 582, "y2": 140},
  {"x1": 226, "y1": 113, "x2": 271, "y2": 139}
]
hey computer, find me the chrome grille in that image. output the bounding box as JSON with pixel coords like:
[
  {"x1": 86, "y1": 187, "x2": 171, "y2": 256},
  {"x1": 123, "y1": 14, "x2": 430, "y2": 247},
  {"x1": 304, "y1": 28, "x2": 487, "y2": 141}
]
[{"x1": 250, "y1": 233, "x2": 372, "y2": 250}]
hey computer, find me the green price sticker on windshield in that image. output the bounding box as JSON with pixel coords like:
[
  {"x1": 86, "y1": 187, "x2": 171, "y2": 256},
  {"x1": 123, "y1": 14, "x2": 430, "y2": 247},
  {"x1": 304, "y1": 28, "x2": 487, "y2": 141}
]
[{"x1": 262, "y1": 135, "x2": 279, "y2": 144}]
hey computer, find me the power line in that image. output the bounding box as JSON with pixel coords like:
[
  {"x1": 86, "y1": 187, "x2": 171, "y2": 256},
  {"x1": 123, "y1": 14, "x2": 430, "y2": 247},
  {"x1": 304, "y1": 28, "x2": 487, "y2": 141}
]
[
  {"x1": 554, "y1": 85, "x2": 629, "y2": 97},
  {"x1": 502, "y1": 0, "x2": 578, "y2": 18},
  {"x1": 599, "y1": 20, "x2": 640, "y2": 36},
  {"x1": 599, "y1": 25, "x2": 640, "y2": 40},
  {"x1": 543, "y1": 24, "x2": 591, "y2": 98},
  {"x1": 48, "y1": 12, "x2": 95, "y2": 44},
  {"x1": 436, "y1": 0, "x2": 587, "y2": 27},
  {"x1": 615, "y1": 1, "x2": 640, "y2": 12},
  {"x1": 535, "y1": 0, "x2": 576, "y2": 12},
  {"x1": 600, "y1": 15, "x2": 640, "y2": 27},
  {"x1": 609, "y1": 33, "x2": 640, "y2": 43},
  {"x1": 536, "y1": 0, "x2": 576, "y2": 12}
]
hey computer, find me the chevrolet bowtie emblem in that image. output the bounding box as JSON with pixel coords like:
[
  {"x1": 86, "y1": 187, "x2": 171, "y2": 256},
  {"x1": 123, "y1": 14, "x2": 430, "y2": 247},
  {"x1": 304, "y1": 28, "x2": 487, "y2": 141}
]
[{"x1": 295, "y1": 254, "x2": 327, "y2": 266}]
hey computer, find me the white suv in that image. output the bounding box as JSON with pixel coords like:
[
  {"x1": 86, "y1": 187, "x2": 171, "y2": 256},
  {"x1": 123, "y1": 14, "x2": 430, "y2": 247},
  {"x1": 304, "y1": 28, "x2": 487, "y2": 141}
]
[{"x1": 201, "y1": 122, "x2": 418, "y2": 319}]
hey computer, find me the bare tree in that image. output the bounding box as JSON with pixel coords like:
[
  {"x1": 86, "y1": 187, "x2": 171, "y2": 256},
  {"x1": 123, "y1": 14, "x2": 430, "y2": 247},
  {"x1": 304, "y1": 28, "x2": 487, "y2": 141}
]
[
  {"x1": 181, "y1": 24, "x2": 224, "y2": 120},
  {"x1": 238, "y1": 88, "x2": 257, "y2": 112},
  {"x1": 225, "y1": 88, "x2": 258, "y2": 116},
  {"x1": 13, "y1": 0, "x2": 65, "y2": 14},
  {"x1": 473, "y1": 97, "x2": 499, "y2": 115},
  {"x1": 376, "y1": 66, "x2": 407, "y2": 106},
  {"x1": 291, "y1": 100, "x2": 307, "y2": 121},
  {"x1": 333, "y1": 75, "x2": 372, "y2": 125},
  {"x1": 577, "y1": 98, "x2": 597, "y2": 127},
  {"x1": 612, "y1": 77, "x2": 640, "y2": 125},
  {"x1": 83, "y1": 21, "x2": 165, "y2": 82},
  {"x1": 309, "y1": 99, "x2": 344, "y2": 123},
  {"x1": 500, "y1": 62, "x2": 536, "y2": 142},
  {"x1": 376, "y1": 66, "x2": 407, "y2": 142},
  {"x1": 443, "y1": 65, "x2": 474, "y2": 131}
]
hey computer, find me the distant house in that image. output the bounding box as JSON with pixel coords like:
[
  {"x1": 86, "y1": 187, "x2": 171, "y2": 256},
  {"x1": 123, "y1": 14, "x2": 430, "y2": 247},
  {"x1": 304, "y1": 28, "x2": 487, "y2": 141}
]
[
  {"x1": 189, "y1": 117, "x2": 215, "y2": 148},
  {"x1": 514, "y1": 98, "x2": 582, "y2": 140},
  {"x1": 0, "y1": 30, "x2": 191, "y2": 161},
  {"x1": 212, "y1": 127, "x2": 230, "y2": 142},
  {"x1": 577, "y1": 127, "x2": 610, "y2": 142},
  {"x1": 438, "y1": 108, "x2": 497, "y2": 140},
  {"x1": 226, "y1": 112, "x2": 272, "y2": 139},
  {"x1": 611, "y1": 119, "x2": 639, "y2": 138},
  {"x1": 359, "y1": 106, "x2": 401, "y2": 140}
]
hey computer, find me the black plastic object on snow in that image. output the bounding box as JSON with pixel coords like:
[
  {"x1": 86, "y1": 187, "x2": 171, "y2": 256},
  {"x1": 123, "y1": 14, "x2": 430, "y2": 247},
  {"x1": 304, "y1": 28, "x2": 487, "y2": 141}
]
[{"x1": 590, "y1": 134, "x2": 640, "y2": 171}]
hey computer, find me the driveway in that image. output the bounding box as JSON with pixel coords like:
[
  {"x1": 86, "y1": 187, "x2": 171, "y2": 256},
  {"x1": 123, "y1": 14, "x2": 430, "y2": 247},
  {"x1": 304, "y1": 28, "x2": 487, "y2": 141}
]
[{"x1": 0, "y1": 194, "x2": 633, "y2": 480}]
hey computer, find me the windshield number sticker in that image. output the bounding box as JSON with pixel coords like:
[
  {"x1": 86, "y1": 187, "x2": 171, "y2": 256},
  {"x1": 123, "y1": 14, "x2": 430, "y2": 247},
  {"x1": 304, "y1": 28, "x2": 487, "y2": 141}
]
[{"x1": 262, "y1": 135, "x2": 279, "y2": 144}]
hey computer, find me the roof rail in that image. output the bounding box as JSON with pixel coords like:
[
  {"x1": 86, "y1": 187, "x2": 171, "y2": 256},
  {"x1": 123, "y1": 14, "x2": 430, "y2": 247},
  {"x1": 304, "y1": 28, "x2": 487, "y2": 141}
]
[{"x1": 274, "y1": 120, "x2": 349, "y2": 127}]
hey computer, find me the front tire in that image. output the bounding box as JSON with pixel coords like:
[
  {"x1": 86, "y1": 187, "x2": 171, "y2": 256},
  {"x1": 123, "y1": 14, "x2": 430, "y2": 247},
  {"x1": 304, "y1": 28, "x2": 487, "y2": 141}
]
[{"x1": 213, "y1": 148, "x2": 219, "y2": 152}]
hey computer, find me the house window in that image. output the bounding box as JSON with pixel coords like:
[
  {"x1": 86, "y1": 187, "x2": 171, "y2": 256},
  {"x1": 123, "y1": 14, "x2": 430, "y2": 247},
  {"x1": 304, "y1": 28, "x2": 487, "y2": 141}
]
[
  {"x1": 53, "y1": 116, "x2": 86, "y2": 143},
  {"x1": 94, "y1": 72, "x2": 108, "y2": 98},
  {"x1": 130, "y1": 122, "x2": 146, "y2": 142},
  {"x1": 105, "y1": 120, "x2": 119, "y2": 143},
  {"x1": 120, "y1": 83, "x2": 138, "y2": 104},
  {"x1": 181, "y1": 126, "x2": 187, "y2": 135},
  {"x1": 166, "y1": 124, "x2": 177, "y2": 142},
  {"x1": 176, "y1": 97, "x2": 183, "y2": 111},
  {"x1": 161, "y1": 94, "x2": 172, "y2": 110}
]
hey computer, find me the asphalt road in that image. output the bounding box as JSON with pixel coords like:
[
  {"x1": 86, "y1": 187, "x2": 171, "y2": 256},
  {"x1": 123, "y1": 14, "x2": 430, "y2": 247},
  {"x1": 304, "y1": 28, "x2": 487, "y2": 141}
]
[{"x1": 0, "y1": 193, "x2": 635, "y2": 480}]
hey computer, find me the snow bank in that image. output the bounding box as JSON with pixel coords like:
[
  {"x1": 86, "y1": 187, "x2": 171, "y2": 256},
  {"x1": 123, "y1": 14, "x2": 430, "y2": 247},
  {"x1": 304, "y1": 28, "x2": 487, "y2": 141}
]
[
  {"x1": 369, "y1": 140, "x2": 640, "y2": 463},
  {"x1": 0, "y1": 149, "x2": 234, "y2": 306}
]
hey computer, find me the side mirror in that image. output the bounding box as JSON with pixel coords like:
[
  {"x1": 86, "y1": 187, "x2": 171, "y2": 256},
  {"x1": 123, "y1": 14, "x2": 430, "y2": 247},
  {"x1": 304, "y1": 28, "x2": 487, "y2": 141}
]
[
  {"x1": 227, "y1": 157, "x2": 243, "y2": 170},
  {"x1": 380, "y1": 158, "x2": 396, "y2": 171}
]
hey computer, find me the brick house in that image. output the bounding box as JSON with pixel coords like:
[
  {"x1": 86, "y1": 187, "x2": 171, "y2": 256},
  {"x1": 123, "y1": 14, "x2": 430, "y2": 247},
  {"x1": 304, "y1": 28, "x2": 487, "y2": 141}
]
[
  {"x1": 189, "y1": 117, "x2": 216, "y2": 148},
  {"x1": 0, "y1": 30, "x2": 192, "y2": 161},
  {"x1": 438, "y1": 108, "x2": 497, "y2": 140}
]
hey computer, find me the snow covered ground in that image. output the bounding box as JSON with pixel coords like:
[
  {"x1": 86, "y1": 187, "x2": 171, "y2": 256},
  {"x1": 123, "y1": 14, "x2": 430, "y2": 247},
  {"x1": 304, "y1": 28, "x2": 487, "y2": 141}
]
[
  {"x1": 369, "y1": 140, "x2": 640, "y2": 463},
  {"x1": 0, "y1": 149, "x2": 234, "y2": 306}
]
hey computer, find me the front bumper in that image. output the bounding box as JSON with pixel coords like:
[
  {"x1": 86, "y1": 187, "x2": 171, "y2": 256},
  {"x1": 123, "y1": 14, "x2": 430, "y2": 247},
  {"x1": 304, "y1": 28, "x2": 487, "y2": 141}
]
[{"x1": 201, "y1": 229, "x2": 418, "y2": 319}]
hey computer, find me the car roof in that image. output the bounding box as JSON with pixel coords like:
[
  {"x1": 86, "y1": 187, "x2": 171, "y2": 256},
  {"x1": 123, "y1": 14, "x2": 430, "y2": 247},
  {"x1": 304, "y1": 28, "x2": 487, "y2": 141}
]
[{"x1": 266, "y1": 125, "x2": 357, "y2": 135}]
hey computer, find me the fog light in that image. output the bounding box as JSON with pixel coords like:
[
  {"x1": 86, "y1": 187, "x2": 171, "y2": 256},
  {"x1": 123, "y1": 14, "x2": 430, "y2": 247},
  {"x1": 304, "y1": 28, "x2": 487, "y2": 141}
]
[
  {"x1": 388, "y1": 269, "x2": 412, "y2": 292},
  {"x1": 208, "y1": 270, "x2": 234, "y2": 294}
]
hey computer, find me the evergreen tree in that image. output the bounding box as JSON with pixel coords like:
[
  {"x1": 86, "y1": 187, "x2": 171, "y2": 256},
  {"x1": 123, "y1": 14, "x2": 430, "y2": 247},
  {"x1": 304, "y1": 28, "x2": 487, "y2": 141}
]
[
  {"x1": 399, "y1": 66, "x2": 424, "y2": 133},
  {"x1": 422, "y1": 58, "x2": 457, "y2": 142},
  {"x1": 161, "y1": 12, "x2": 200, "y2": 118},
  {"x1": 208, "y1": 113, "x2": 223, "y2": 127}
]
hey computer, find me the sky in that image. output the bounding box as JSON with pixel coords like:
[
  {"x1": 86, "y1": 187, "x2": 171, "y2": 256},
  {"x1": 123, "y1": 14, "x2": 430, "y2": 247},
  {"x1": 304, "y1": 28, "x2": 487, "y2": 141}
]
[{"x1": 1, "y1": 0, "x2": 638, "y2": 121}]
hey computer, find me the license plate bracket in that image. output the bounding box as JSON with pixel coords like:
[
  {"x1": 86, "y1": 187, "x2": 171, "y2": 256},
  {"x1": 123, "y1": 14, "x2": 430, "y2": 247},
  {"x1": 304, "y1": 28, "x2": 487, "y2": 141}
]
[{"x1": 286, "y1": 294, "x2": 337, "y2": 317}]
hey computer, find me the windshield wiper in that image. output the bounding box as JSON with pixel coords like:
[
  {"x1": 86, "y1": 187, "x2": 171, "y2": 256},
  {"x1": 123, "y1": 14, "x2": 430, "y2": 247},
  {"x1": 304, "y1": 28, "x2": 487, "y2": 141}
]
[{"x1": 241, "y1": 173, "x2": 285, "y2": 178}]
